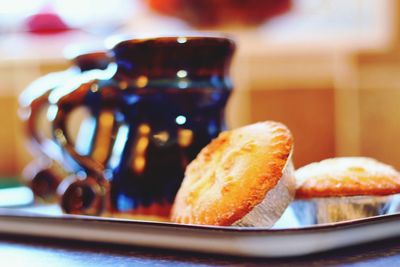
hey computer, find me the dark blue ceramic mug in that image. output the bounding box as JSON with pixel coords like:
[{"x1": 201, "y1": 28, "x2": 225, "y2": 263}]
[{"x1": 52, "y1": 36, "x2": 235, "y2": 218}]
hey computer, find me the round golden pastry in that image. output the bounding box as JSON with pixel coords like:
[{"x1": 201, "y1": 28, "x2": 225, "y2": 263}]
[
  {"x1": 296, "y1": 157, "x2": 400, "y2": 199},
  {"x1": 171, "y1": 121, "x2": 294, "y2": 226}
]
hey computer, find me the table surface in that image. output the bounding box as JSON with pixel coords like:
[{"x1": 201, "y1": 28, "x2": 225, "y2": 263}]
[{"x1": 1, "y1": 234, "x2": 400, "y2": 267}]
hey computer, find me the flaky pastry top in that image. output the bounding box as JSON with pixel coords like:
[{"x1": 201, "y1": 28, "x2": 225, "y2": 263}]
[
  {"x1": 296, "y1": 157, "x2": 400, "y2": 199},
  {"x1": 172, "y1": 121, "x2": 293, "y2": 226}
]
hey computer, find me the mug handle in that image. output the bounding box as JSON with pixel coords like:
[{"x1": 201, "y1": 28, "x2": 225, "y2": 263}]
[
  {"x1": 23, "y1": 91, "x2": 66, "y2": 163},
  {"x1": 52, "y1": 79, "x2": 109, "y2": 178}
]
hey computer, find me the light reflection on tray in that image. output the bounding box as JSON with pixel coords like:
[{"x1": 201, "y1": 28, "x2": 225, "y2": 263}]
[{"x1": 1, "y1": 186, "x2": 399, "y2": 229}]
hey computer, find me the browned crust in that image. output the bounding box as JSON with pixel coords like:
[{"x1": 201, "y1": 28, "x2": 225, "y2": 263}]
[
  {"x1": 295, "y1": 157, "x2": 400, "y2": 199},
  {"x1": 171, "y1": 121, "x2": 293, "y2": 226}
]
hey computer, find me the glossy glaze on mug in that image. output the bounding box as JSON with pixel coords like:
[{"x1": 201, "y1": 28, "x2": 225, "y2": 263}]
[{"x1": 54, "y1": 36, "x2": 235, "y2": 217}]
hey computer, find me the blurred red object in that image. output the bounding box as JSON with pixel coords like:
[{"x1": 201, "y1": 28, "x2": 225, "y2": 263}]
[
  {"x1": 25, "y1": 5, "x2": 71, "y2": 34},
  {"x1": 148, "y1": 0, "x2": 291, "y2": 28}
]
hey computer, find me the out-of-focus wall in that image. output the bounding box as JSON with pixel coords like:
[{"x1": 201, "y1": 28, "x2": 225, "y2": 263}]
[
  {"x1": 1, "y1": 0, "x2": 400, "y2": 177},
  {"x1": 0, "y1": 60, "x2": 70, "y2": 177},
  {"x1": 0, "y1": 96, "x2": 19, "y2": 175},
  {"x1": 227, "y1": 50, "x2": 337, "y2": 168},
  {"x1": 356, "y1": 52, "x2": 400, "y2": 168}
]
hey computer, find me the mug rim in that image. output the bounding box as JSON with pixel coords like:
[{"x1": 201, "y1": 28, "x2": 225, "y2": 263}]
[{"x1": 109, "y1": 32, "x2": 236, "y2": 51}]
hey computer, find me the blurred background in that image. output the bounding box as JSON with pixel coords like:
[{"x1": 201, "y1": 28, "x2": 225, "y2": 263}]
[{"x1": 0, "y1": 0, "x2": 399, "y2": 180}]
